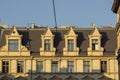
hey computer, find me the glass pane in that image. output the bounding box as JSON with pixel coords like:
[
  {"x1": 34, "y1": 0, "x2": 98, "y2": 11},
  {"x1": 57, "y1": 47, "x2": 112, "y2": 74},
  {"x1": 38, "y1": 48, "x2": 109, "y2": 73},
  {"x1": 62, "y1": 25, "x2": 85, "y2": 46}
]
[
  {"x1": 17, "y1": 61, "x2": 24, "y2": 73},
  {"x1": 8, "y1": 39, "x2": 18, "y2": 51},
  {"x1": 101, "y1": 61, "x2": 107, "y2": 73},
  {"x1": 68, "y1": 61, "x2": 74, "y2": 72},
  {"x1": 52, "y1": 61, "x2": 58, "y2": 72},
  {"x1": 84, "y1": 61, "x2": 90, "y2": 72},
  {"x1": 36, "y1": 61, "x2": 43, "y2": 72},
  {"x1": 44, "y1": 39, "x2": 51, "y2": 51},
  {"x1": 92, "y1": 39, "x2": 98, "y2": 50},
  {"x1": 68, "y1": 39, "x2": 74, "y2": 51},
  {"x1": 2, "y1": 61, "x2": 9, "y2": 73}
]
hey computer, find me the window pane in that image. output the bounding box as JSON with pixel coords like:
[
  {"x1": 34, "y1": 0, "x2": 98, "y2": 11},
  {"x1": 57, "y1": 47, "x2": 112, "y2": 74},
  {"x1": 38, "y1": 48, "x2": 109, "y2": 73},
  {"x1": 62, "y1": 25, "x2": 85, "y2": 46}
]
[
  {"x1": 2, "y1": 61, "x2": 9, "y2": 73},
  {"x1": 36, "y1": 61, "x2": 43, "y2": 72},
  {"x1": 68, "y1": 39, "x2": 74, "y2": 51},
  {"x1": 8, "y1": 39, "x2": 18, "y2": 51},
  {"x1": 44, "y1": 39, "x2": 51, "y2": 51},
  {"x1": 17, "y1": 61, "x2": 24, "y2": 73},
  {"x1": 101, "y1": 61, "x2": 107, "y2": 73},
  {"x1": 68, "y1": 61, "x2": 74, "y2": 72},
  {"x1": 84, "y1": 61, "x2": 90, "y2": 72},
  {"x1": 92, "y1": 39, "x2": 98, "y2": 50},
  {"x1": 52, "y1": 61, "x2": 58, "y2": 72}
]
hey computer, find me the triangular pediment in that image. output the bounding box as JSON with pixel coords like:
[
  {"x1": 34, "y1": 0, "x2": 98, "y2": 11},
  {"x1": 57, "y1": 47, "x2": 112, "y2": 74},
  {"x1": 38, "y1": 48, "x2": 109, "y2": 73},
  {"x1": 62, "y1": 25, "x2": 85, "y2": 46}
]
[
  {"x1": 67, "y1": 27, "x2": 76, "y2": 36},
  {"x1": 10, "y1": 26, "x2": 19, "y2": 36},
  {"x1": 91, "y1": 27, "x2": 101, "y2": 36},
  {"x1": 44, "y1": 27, "x2": 53, "y2": 36}
]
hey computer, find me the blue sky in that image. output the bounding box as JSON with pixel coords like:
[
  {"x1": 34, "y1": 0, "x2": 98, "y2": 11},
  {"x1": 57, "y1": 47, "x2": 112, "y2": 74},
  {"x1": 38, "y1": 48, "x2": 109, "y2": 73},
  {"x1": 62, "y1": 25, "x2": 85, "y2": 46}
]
[{"x1": 0, "y1": 0, "x2": 116, "y2": 28}]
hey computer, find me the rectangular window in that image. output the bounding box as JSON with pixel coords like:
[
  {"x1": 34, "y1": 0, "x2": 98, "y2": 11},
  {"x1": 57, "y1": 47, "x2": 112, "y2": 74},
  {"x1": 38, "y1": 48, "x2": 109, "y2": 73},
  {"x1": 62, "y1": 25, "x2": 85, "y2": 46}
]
[
  {"x1": 36, "y1": 61, "x2": 43, "y2": 72},
  {"x1": 52, "y1": 61, "x2": 58, "y2": 72},
  {"x1": 44, "y1": 39, "x2": 51, "y2": 51},
  {"x1": 17, "y1": 61, "x2": 24, "y2": 73},
  {"x1": 92, "y1": 39, "x2": 98, "y2": 50},
  {"x1": 8, "y1": 39, "x2": 18, "y2": 51},
  {"x1": 84, "y1": 61, "x2": 90, "y2": 72},
  {"x1": 2, "y1": 61, "x2": 9, "y2": 73},
  {"x1": 68, "y1": 39, "x2": 74, "y2": 51},
  {"x1": 68, "y1": 61, "x2": 74, "y2": 72},
  {"x1": 101, "y1": 61, "x2": 107, "y2": 73}
]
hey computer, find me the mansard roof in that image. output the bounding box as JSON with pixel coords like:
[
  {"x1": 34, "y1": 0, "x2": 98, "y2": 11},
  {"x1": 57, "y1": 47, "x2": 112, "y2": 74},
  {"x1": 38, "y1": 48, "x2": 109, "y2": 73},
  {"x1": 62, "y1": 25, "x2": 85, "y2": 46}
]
[{"x1": 0, "y1": 27, "x2": 117, "y2": 56}]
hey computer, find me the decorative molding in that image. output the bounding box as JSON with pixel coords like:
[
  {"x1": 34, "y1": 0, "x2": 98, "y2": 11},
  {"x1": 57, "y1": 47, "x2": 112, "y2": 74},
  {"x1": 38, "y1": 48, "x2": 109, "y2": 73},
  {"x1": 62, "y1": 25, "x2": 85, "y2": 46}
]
[
  {"x1": 40, "y1": 27, "x2": 56, "y2": 56},
  {"x1": 63, "y1": 27, "x2": 79, "y2": 56},
  {"x1": 87, "y1": 27, "x2": 104, "y2": 56}
]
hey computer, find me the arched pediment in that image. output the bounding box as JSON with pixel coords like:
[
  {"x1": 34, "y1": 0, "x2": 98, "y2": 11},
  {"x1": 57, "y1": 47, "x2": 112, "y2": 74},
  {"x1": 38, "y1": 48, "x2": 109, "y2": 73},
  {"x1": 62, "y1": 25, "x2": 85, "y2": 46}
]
[
  {"x1": 0, "y1": 75, "x2": 12, "y2": 80},
  {"x1": 15, "y1": 76, "x2": 27, "y2": 80},
  {"x1": 34, "y1": 75, "x2": 46, "y2": 80},
  {"x1": 81, "y1": 75, "x2": 94, "y2": 80},
  {"x1": 65, "y1": 75, "x2": 78, "y2": 80},
  {"x1": 50, "y1": 75, "x2": 61, "y2": 80}
]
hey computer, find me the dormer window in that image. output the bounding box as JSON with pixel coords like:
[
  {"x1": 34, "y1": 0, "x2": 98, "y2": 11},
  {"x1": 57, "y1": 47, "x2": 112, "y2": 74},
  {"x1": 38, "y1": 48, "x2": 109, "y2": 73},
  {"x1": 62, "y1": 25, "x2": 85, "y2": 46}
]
[
  {"x1": 92, "y1": 39, "x2": 98, "y2": 50},
  {"x1": 44, "y1": 39, "x2": 51, "y2": 51},
  {"x1": 0, "y1": 26, "x2": 30, "y2": 56},
  {"x1": 63, "y1": 27, "x2": 79, "y2": 56},
  {"x1": 8, "y1": 39, "x2": 18, "y2": 51},
  {"x1": 68, "y1": 39, "x2": 74, "y2": 51},
  {"x1": 40, "y1": 28, "x2": 56, "y2": 56},
  {"x1": 87, "y1": 25, "x2": 104, "y2": 56}
]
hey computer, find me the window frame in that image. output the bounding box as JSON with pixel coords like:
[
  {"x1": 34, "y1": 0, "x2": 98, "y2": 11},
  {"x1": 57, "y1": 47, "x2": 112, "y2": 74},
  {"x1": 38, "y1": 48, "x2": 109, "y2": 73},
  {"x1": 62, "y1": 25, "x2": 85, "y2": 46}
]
[
  {"x1": 83, "y1": 61, "x2": 90, "y2": 73},
  {"x1": 68, "y1": 39, "x2": 74, "y2": 51},
  {"x1": 44, "y1": 39, "x2": 51, "y2": 51},
  {"x1": 8, "y1": 39, "x2": 18, "y2": 51},
  {"x1": 36, "y1": 61, "x2": 43, "y2": 73},
  {"x1": 92, "y1": 39, "x2": 98, "y2": 50},
  {"x1": 101, "y1": 61, "x2": 107, "y2": 73},
  {"x1": 17, "y1": 61, "x2": 24, "y2": 73},
  {"x1": 67, "y1": 61, "x2": 74, "y2": 73},
  {"x1": 2, "y1": 61, "x2": 9, "y2": 73},
  {"x1": 51, "y1": 61, "x2": 58, "y2": 73}
]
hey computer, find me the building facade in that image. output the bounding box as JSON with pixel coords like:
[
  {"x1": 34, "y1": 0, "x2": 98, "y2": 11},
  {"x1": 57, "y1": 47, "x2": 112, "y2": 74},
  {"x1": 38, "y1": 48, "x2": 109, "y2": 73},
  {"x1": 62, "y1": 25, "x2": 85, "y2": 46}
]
[
  {"x1": 112, "y1": 0, "x2": 120, "y2": 80},
  {"x1": 0, "y1": 24, "x2": 118, "y2": 80},
  {"x1": 0, "y1": 0, "x2": 119, "y2": 80}
]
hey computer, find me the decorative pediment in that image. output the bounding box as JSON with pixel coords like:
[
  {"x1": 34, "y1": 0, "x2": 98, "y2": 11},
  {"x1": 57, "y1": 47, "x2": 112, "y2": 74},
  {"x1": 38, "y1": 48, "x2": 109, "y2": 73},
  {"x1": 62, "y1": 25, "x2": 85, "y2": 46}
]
[
  {"x1": 63, "y1": 27, "x2": 79, "y2": 56},
  {"x1": 0, "y1": 75, "x2": 12, "y2": 80},
  {"x1": 50, "y1": 75, "x2": 61, "y2": 80},
  {"x1": 40, "y1": 27, "x2": 56, "y2": 56},
  {"x1": 44, "y1": 27, "x2": 54, "y2": 37},
  {"x1": 0, "y1": 26, "x2": 30, "y2": 56},
  {"x1": 10, "y1": 26, "x2": 19, "y2": 36},
  {"x1": 34, "y1": 75, "x2": 46, "y2": 80},
  {"x1": 90, "y1": 23, "x2": 101, "y2": 37},
  {"x1": 15, "y1": 76, "x2": 27, "y2": 80},
  {"x1": 81, "y1": 75, "x2": 94, "y2": 80},
  {"x1": 87, "y1": 23, "x2": 104, "y2": 56},
  {"x1": 67, "y1": 27, "x2": 77, "y2": 36},
  {"x1": 65, "y1": 75, "x2": 78, "y2": 80}
]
